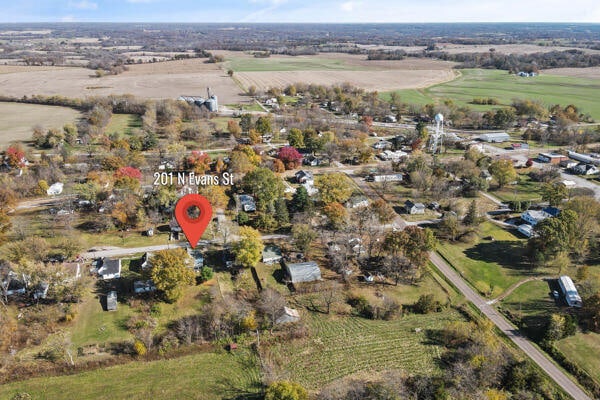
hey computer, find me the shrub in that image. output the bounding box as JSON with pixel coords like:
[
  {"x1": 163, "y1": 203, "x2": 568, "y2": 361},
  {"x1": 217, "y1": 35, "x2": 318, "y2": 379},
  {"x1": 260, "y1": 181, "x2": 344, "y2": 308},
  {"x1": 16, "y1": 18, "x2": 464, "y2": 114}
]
[
  {"x1": 199, "y1": 266, "x2": 214, "y2": 283},
  {"x1": 265, "y1": 381, "x2": 308, "y2": 400},
  {"x1": 133, "y1": 339, "x2": 147, "y2": 356},
  {"x1": 413, "y1": 294, "x2": 442, "y2": 314}
]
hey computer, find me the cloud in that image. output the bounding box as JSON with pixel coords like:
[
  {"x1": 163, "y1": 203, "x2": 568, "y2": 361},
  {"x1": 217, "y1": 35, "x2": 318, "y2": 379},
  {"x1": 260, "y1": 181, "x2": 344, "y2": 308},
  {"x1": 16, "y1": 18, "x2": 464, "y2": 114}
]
[
  {"x1": 61, "y1": 15, "x2": 76, "y2": 22},
  {"x1": 249, "y1": 0, "x2": 287, "y2": 4},
  {"x1": 68, "y1": 0, "x2": 98, "y2": 10},
  {"x1": 340, "y1": 1, "x2": 361, "y2": 12}
]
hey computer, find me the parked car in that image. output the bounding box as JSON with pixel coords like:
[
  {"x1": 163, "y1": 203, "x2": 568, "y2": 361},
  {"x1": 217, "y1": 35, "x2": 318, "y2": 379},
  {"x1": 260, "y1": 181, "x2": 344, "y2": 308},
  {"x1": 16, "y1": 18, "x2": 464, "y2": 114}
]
[{"x1": 552, "y1": 290, "x2": 560, "y2": 299}]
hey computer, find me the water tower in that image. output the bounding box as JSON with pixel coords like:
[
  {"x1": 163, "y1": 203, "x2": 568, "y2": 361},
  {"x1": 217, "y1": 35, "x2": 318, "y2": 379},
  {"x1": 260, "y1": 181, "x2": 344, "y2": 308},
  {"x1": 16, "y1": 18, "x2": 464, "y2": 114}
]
[{"x1": 429, "y1": 113, "x2": 445, "y2": 154}]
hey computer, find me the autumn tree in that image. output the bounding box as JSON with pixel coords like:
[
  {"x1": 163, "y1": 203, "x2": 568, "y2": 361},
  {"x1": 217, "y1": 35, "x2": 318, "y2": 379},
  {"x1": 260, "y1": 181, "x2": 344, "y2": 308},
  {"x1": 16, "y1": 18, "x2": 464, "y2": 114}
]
[
  {"x1": 198, "y1": 185, "x2": 229, "y2": 210},
  {"x1": 287, "y1": 128, "x2": 304, "y2": 148},
  {"x1": 541, "y1": 182, "x2": 568, "y2": 207},
  {"x1": 242, "y1": 168, "x2": 284, "y2": 211},
  {"x1": 149, "y1": 248, "x2": 195, "y2": 303},
  {"x1": 186, "y1": 151, "x2": 211, "y2": 174},
  {"x1": 292, "y1": 224, "x2": 317, "y2": 255},
  {"x1": 489, "y1": 159, "x2": 517, "y2": 188},
  {"x1": 265, "y1": 381, "x2": 308, "y2": 400},
  {"x1": 278, "y1": 146, "x2": 303, "y2": 170},
  {"x1": 315, "y1": 173, "x2": 353, "y2": 205},
  {"x1": 371, "y1": 199, "x2": 396, "y2": 224},
  {"x1": 233, "y1": 226, "x2": 264, "y2": 268},
  {"x1": 323, "y1": 202, "x2": 348, "y2": 231},
  {"x1": 6, "y1": 145, "x2": 26, "y2": 168},
  {"x1": 255, "y1": 115, "x2": 273, "y2": 135}
]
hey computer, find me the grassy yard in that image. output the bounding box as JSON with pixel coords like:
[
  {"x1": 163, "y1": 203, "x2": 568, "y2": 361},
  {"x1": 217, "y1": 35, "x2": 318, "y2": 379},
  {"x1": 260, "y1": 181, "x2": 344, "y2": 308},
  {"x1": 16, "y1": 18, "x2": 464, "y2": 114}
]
[
  {"x1": 0, "y1": 349, "x2": 262, "y2": 400},
  {"x1": 264, "y1": 310, "x2": 463, "y2": 390},
  {"x1": 499, "y1": 279, "x2": 556, "y2": 340},
  {"x1": 436, "y1": 221, "x2": 548, "y2": 298},
  {"x1": 556, "y1": 332, "x2": 600, "y2": 385},
  {"x1": 105, "y1": 114, "x2": 142, "y2": 136},
  {"x1": 491, "y1": 173, "x2": 544, "y2": 203},
  {"x1": 384, "y1": 69, "x2": 600, "y2": 120},
  {"x1": 225, "y1": 56, "x2": 363, "y2": 72},
  {"x1": 225, "y1": 102, "x2": 265, "y2": 112}
]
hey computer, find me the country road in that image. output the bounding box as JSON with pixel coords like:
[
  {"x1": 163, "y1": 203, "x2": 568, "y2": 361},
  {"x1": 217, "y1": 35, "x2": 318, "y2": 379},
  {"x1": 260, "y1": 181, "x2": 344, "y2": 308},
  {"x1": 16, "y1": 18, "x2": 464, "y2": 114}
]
[
  {"x1": 429, "y1": 252, "x2": 591, "y2": 400},
  {"x1": 81, "y1": 233, "x2": 291, "y2": 259}
]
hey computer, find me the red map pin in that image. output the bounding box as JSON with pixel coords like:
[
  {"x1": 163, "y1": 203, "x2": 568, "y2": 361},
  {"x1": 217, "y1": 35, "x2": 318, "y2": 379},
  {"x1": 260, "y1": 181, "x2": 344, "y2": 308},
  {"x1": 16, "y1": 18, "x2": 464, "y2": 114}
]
[{"x1": 174, "y1": 194, "x2": 213, "y2": 249}]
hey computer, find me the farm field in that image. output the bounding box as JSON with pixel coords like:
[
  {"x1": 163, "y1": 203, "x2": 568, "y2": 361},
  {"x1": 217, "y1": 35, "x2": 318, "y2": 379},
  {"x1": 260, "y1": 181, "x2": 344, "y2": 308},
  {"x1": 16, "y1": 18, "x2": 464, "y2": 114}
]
[
  {"x1": 0, "y1": 102, "x2": 81, "y2": 146},
  {"x1": 386, "y1": 69, "x2": 600, "y2": 120},
  {"x1": 436, "y1": 221, "x2": 550, "y2": 298},
  {"x1": 0, "y1": 59, "x2": 246, "y2": 104},
  {"x1": 0, "y1": 350, "x2": 262, "y2": 400},
  {"x1": 225, "y1": 51, "x2": 457, "y2": 92},
  {"x1": 264, "y1": 310, "x2": 463, "y2": 390}
]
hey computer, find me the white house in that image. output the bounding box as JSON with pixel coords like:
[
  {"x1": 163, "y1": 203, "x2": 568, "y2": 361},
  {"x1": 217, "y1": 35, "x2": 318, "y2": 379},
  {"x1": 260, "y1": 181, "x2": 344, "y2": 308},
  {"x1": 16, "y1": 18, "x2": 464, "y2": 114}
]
[
  {"x1": 275, "y1": 307, "x2": 300, "y2": 324},
  {"x1": 521, "y1": 210, "x2": 549, "y2": 226},
  {"x1": 405, "y1": 200, "x2": 425, "y2": 215},
  {"x1": 517, "y1": 224, "x2": 535, "y2": 238}
]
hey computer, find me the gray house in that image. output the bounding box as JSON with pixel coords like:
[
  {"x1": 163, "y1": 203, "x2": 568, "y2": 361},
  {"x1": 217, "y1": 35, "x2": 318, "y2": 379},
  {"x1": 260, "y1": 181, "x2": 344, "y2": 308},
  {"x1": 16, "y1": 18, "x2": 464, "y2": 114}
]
[
  {"x1": 405, "y1": 200, "x2": 426, "y2": 215},
  {"x1": 97, "y1": 258, "x2": 121, "y2": 280},
  {"x1": 284, "y1": 261, "x2": 321, "y2": 284}
]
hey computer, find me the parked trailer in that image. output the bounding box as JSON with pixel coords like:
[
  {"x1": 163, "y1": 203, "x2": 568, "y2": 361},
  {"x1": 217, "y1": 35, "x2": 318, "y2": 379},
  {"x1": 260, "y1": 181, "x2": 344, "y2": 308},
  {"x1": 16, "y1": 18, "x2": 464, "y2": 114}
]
[
  {"x1": 558, "y1": 275, "x2": 582, "y2": 308},
  {"x1": 568, "y1": 151, "x2": 600, "y2": 166}
]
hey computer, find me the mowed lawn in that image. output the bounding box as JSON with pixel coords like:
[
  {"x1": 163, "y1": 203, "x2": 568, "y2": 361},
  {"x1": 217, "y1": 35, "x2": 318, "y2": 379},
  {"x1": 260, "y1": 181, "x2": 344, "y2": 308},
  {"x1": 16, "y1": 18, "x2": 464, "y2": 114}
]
[
  {"x1": 0, "y1": 350, "x2": 262, "y2": 400},
  {"x1": 105, "y1": 113, "x2": 142, "y2": 135},
  {"x1": 385, "y1": 69, "x2": 600, "y2": 120},
  {"x1": 556, "y1": 332, "x2": 600, "y2": 385},
  {"x1": 0, "y1": 102, "x2": 81, "y2": 146},
  {"x1": 225, "y1": 55, "x2": 364, "y2": 72},
  {"x1": 491, "y1": 174, "x2": 544, "y2": 203},
  {"x1": 436, "y1": 222, "x2": 543, "y2": 298},
  {"x1": 265, "y1": 311, "x2": 462, "y2": 390}
]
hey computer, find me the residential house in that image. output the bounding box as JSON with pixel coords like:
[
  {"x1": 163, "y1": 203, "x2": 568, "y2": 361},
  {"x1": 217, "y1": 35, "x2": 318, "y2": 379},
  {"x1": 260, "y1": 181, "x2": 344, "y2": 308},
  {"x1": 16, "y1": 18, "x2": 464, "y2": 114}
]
[
  {"x1": 262, "y1": 245, "x2": 283, "y2": 265},
  {"x1": 97, "y1": 258, "x2": 122, "y2": 280},
  {"x1": 275, "y1": 307, "x2": 301, "y2": 324},
  {"x1": 239, "y1": 195, "x2": 257, "y2": 212},
  {"x1": 542, "y1": 207, "x2": 561, "y2": 218},
  {"x1": 571, "y1": 163, "x2": 599, "y2": 175},
  {"x1": 140, "y1": 252, "x2": 153, "y2": 270},
  {"x1": 377, "y1": 150, "x2": 408, "y2": 162},
  {"x1": 295, "y1": 170, "x2": 314, "y2": 185},
  {"x1": 345, "y1": 195, "x2": 369, "y2": 209},
  {"x1": 404, "y1": 200, "x2": 426, "y2": 215},
  {"x1": 559, "y1": 159, "x2": 578, "y2": 169},
  {"x1": 517, "y1": 224, "x2": 535, "y2": 238},
  {"x1": 372, "y1": 140, "x2": 393, "y2": 150},
  {"x1": 366, "y1": 173, "x2": 403, "y2": 182},
  {"x1": 284, "y1": 261, "x2": 322, "y2": 284},
  {"x1": 521, "y1": 209, "x2": 550, "y2": 226},
  {"x1": 303, "y1": 155, "x2": 322, "y2": 167}
]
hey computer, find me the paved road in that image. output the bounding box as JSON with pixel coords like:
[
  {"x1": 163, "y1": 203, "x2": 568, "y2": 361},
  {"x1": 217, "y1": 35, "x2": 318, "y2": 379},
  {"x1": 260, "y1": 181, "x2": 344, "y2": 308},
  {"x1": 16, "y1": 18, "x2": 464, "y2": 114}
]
[
  {"x1": 429, "y1": 252, "x2": 591, "y2": 400},
  {"x1": 82, "y1": 233, "x2": 291, "y2": 259}
]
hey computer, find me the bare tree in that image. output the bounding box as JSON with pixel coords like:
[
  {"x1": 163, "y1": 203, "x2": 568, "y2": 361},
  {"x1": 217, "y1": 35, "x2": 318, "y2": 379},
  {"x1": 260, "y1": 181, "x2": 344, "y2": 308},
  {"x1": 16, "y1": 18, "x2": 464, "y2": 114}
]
[{"x1": 257, "y1": 288, "x2": 286, "y2": 329}]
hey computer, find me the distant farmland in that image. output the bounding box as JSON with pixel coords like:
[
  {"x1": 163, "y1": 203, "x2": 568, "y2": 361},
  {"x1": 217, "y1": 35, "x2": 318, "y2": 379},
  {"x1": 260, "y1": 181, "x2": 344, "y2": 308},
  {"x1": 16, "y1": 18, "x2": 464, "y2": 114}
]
[
  {"x1": 226, "y1": 52, "x2": 458, "y2": 92},
  {"x1": 0, "y1": 102, "x2": 81, "y2": 146},
  {"x1": 384, "y1": 69, "x2": 600, "y2": 120}
]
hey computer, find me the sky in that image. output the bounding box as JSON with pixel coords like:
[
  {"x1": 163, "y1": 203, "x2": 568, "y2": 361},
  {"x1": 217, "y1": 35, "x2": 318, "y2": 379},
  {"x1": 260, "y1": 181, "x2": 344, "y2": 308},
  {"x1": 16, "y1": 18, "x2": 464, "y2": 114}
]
[{"x1": 1, "y1": 0, "x2": 600, "y2": 23}]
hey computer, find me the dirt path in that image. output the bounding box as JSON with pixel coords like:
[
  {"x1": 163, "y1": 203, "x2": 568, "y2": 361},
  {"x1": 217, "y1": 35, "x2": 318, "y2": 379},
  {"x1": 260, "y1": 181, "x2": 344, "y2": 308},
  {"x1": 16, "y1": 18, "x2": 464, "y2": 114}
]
[{"x1": 487, "y1": 276, "x2": 551, "y2": 305}]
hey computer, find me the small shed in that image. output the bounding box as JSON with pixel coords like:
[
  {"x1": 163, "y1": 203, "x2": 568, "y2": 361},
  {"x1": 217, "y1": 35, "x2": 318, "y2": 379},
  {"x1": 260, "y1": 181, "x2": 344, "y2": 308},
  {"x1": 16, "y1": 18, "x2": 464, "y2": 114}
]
[
  {"x1": 106, "y1": 291, "x2": 117, "y2": 311},
  {"x1": 284, "y1": 261, "x2": 321, "y2": 284},
  {"x1": 405, "y1": 200, "x2": 425, "y2": 215}
]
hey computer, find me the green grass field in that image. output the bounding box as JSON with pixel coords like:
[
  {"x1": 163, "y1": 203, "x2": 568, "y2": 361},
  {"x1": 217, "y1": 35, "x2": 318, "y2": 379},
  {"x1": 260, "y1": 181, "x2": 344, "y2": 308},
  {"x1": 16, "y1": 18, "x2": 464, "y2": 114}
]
[
  {"x1": 491, "y1": 173, "x2": 544, "y2": 203},
  {"x1": 436, "y1": 222, "x2": 547, "y2": 298},
  {"x1": 384, "y1": 69, "x2": 600, "y2": 120},
  {"x1": 0, "y1": 350, "x2": 262, "y2": 400},
  {"x1": 105, "y1": 114, "x2": 142, "y2": 135},
  {"x1": 265, "y1": 310, "x2": 462, "y2": 390},
  {"x1": 556, "y1": 332, "x2": 600, "y2": 385},
  {"x1": 225, "y1": 56, "x2": 363, "y2": 72}
]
